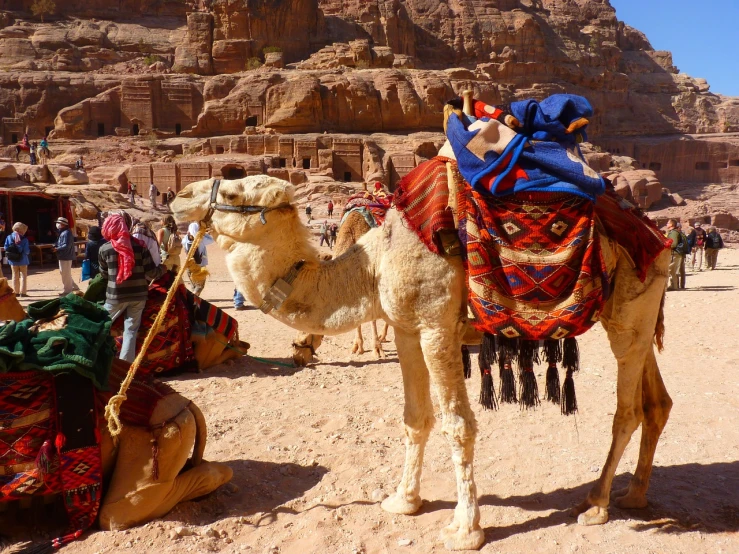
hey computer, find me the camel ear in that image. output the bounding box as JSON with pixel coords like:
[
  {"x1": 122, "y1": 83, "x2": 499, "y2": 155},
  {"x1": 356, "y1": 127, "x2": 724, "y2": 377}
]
[{"x1": 262, "y1": 181, "x2": 295, "y2": 206}]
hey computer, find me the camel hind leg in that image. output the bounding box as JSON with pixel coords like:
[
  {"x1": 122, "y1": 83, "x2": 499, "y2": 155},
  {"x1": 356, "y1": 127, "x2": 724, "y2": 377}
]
[
  {"x1": 370, "y1": 321, "x2": 385, "y2": 359},
  {"x1": 351, "y1": 325, "x2": 366, "y2": 354},
  {"x1": 574, "y1": 251, "x2": 669, "y2": 526},
  {"x1": 613, "y1": 348, "x2": 672, "y2": 508}
]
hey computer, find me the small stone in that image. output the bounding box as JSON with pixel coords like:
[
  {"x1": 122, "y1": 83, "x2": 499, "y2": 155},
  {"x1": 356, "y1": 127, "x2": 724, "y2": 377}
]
[
  {"x1": 397, "y1": 538, "x2": 412, "y2": 547},
  {"x1": 371, "y1": 489, "x2": 386, "y2": 502},
  {"x1": 204, "y1": 528, "x2": 220, "y2": 538},
  {"x1": 169, "y1": 530, "x2": 179, "y2": 540},
  {"x1": 175, "y1": 526, "x2": 194, "y2": 537},
  {"x1": 590, "y1": 465, "x2": 599, "y2": 473}
]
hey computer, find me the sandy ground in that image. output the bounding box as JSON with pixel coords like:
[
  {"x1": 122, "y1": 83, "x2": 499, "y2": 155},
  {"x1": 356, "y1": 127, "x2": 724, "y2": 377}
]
[{"x1": 2, "y1": 241, "x2": 738, "y2": 554}]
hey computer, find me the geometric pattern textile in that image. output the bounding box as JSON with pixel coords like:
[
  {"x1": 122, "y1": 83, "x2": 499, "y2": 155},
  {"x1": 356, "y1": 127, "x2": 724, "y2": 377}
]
[
  {"x1": 0, "y1": 371, "x2": 102, "y2": 551},
  {"x1": 458, "y1": 183, "x2": 612, "y2": 340}
]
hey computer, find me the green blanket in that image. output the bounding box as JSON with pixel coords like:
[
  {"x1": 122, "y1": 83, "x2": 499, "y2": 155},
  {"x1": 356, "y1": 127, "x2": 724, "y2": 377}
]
[{"x1": 0, "y1": 293, "x2": 114, "y2": 390}]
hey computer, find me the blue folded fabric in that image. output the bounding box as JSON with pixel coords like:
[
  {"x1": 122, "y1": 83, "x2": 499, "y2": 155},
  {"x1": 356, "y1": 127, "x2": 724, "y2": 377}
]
[{"x1": 446, "y1": 94, "x2": 606, "y2": 201}]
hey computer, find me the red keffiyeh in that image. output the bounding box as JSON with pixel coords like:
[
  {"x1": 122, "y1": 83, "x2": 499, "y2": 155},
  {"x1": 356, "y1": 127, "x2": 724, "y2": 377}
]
[{"x1": 102, "y1": 214, "x2": 137, "y2": 284}]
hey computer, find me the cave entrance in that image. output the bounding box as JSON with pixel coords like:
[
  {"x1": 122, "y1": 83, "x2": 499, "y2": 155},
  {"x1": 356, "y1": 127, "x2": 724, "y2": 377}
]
[
  {"x1": 302, "y1": 157, "x2": 311, "y2": 170},
  {"x1": 175, "y1": 123, "x2": 182, "y2": 135},
  {"x1": 97, "y1": 123, "x2": 105, "y2": 137},
  {"x1": 245, "y1": 115, "x2": 258, "y2": 127},
  {"x1": 132, "y1": 124, "x2": 139, "y2": 136}
]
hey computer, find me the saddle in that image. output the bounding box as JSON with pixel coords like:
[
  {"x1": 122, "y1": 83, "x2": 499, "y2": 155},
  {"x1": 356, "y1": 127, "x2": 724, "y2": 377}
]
[{"x1": 395, "y1": 94, "x2": 669, "y2": 414}]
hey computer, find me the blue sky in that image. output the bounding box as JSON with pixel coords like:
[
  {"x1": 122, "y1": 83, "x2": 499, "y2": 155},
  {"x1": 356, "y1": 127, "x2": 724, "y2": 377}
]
[{"x1": 610, "y1": 0, "x2": 739, "y2": 96}]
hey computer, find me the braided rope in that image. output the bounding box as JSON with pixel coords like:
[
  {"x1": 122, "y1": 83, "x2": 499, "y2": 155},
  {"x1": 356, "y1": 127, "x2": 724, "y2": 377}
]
[{"x1": 105, "y1": 223, "x2": 208, "y2": 439}]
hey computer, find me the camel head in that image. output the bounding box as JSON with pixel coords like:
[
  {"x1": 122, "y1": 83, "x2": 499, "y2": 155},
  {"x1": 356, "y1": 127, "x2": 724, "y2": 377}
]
[{"x1": 171, "y1": 176, "x2": 297, "y2": 242}]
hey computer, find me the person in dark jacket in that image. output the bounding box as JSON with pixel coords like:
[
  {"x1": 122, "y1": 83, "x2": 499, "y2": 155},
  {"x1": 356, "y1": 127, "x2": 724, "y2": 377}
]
[
  {"x1": 4, "y1": 222, "x2": 31, "y2": 297},
  {"x1": 704, "y1": 227, "x2": 724, "y2": 270},
  {"x1": 53, "y1": 216, "x2": 78, "y2": 295},
  {"x1": 84, "y1": 226, "x2": 108, "y2": 280}
]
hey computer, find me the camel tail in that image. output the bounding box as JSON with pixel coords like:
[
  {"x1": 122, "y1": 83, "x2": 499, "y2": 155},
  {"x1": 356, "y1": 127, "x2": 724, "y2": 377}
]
[
  {"x1": 654, "y1": 291, "x2": 666, "y2": 352},
  {"x1": 189, "y1": 401, "x2": 207, "y2": 466}
]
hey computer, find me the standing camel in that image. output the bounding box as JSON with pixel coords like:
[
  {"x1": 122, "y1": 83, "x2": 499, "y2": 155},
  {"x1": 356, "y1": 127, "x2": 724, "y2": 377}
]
[
  {"x1": 293, "y1": 209, "x2": 390, "y2": 365},
  {"x1": 171, "y1": 175, "x2": 671, "y2": 550}
]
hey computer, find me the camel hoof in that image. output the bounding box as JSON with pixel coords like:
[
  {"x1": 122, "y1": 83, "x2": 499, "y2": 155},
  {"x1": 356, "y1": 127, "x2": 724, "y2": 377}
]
[
  {"x1": 351, "y1": 343, "x2": 365, "y2": 355},
  {"x1": 613, "y1": 490, "x2": 648, "y2": 510},
  {"x1": 373, "y1": 345, "x2": 385, "y2": 360},
  {"x1": 439, "y1": 526, "x2": 485, "y2": 551},
  {"x1": 381, "y1": 493, "x2": 422, "y2": 515},
  {"x1": 291, "y1": 346, "x2": 313, "y2": 367},
  {"x1": 576, "y1": 505, "x2": 609, "y2": 526}
]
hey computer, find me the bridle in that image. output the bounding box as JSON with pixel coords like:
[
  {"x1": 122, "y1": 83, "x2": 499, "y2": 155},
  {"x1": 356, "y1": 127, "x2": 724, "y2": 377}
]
[
  {"x1": 202, "y1": 178, "x2": 304, "y2": 314},
  {"x1": 204, "y1": 178, "x2": 292, "y2": 225}
]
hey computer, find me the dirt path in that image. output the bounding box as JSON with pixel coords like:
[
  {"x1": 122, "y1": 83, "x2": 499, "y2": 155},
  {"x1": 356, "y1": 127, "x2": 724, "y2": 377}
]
[{"x1": 4, "y1": 245, "x2": 738, "y2": 554}]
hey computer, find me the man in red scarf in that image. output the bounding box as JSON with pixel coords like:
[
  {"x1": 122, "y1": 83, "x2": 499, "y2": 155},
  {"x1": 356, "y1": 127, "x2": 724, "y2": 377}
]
[{"x1": 98, "y1": 214, "x2": 164, "y2": 362}]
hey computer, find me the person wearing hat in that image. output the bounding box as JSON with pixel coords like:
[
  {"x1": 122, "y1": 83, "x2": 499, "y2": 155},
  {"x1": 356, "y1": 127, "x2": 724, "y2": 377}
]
[
  {"x1": 689, "y1": 222, "x2": 707, "y2": 271},
  {"x1": 182, "y1": 222, "x2": 214, "y2": 296},
  {"x1": 53, "y1": 216, "x2": 79, "y2": 295},
  {"x1": 4, "y1": 222, "x2": 30, "y2": 297},
  {"x1": 84, "y1": 226, "x2": 108, "y2": 280}
]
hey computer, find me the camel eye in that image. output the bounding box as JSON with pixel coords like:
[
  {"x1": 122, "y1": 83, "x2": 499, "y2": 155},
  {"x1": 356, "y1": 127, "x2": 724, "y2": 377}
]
[{"x1": 221, "y1": 192, "x2": 238, "y2": 203}]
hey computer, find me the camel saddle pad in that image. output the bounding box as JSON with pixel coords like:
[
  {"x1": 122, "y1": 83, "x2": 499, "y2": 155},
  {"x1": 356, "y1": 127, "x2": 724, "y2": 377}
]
[
  {"x1": 395, "y1": 157, "x2": 667, "y2": 340},
  {"x1": 1, "y1": 371, "x2": 102, "y2": 540},
  {"x1": 458, "y1": 184, "x2": 611, "y2": 340}
]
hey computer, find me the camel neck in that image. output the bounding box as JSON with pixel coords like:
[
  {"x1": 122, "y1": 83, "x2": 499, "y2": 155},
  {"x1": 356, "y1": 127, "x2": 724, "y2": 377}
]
[{"x1": 221, "y1": 213, "x2": 381, "y2": 335}]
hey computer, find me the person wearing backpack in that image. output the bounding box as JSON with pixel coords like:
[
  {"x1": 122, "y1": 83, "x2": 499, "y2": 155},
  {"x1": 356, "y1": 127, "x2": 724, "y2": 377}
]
[
  {"x1": 156, "y1": 215, "x2": 183, "y2": 272},
  {"x1": 664, "y1": 219, "x2": 684, "y2": 291},
  {"x1": 4, "y1": 222, "x2": 31, "y2": 297},
  {"x1": 305, "y1": 204, "x2": 312, "y2": 223},
  {"x1": 705, "y1": 227, "x2": 725, "y2": 270},
  {"x1": 675, "y1": 222, "x2": 689, "y2": 289},
  {"x1": 689, "y1": 222, "x2": 707, "y2": 272},
  {"x1": 183, "y1": 222, "x2": 214, "y2": 296}
]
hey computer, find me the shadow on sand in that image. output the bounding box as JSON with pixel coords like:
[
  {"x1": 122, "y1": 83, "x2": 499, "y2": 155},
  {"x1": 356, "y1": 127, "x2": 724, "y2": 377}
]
[{"x1": 416, "y1": 461, "x2": 739, "y2": 540}]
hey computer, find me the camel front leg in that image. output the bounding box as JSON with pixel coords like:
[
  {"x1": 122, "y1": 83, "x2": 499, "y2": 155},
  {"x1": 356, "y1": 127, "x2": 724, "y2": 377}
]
[
  {"x1": 419, "y1": 329, "x2": 484, "y2": 551},
  {"x1": 351, "y1": 325, "x2": 366, "y2": 354},
  {"x1": 378, "y1": 321, "x2": 390, "y2": 343},
  {"x1": 613, "y1": 348, "x2": 672, "y2": 509},
  {"x1": 371, "y1": 321, "x2": 386, "y2": 359},
  {"x1": 573, "y1": 328, "x2": 646, "y2": 526},
  {"x1": 381, "y1": 330, "x2": 434, "y2": 515}
]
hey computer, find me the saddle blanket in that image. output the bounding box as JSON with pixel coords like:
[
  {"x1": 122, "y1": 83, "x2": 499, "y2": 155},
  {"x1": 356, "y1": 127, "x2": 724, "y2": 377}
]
[
  {"x1": 395, "y1": 157, "x2": 669, "y2": 339},
  {"x1": 341, "y1": 192, "x2": 392, "y2": 228}
]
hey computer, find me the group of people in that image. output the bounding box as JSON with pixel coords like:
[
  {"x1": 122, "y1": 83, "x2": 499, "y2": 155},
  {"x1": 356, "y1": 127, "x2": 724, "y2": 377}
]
[
  {"x1": 20, "y1": 133, "x2": 51, "y2": 166},
  {"x1": 127, "y1": 182, "x2": 176, "y2": 210},
  {"x1": 319, "y1": 220, "x2": 339, "y2": 248},
  {"x1": 665, "y1": 219, "x2": 725, "y2": 291}
]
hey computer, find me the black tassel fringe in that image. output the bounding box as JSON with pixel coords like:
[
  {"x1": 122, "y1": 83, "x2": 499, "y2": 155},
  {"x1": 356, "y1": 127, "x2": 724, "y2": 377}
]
[
  {"x1": 562, "y1": 337, "x2": 579, "y2": 373},
  {"x1": 516, "y1": 339, "x2": 540, "y2": 369},
  {"x1": 561, "y1": 368, "x2": 578, "y2": 415},
  {"x1": 545, "y1": 363, "x2": 561, "y2": 404},
  {"x1": 543, "y1": 339, "x2": 562, "y2": 364},
  {"x1": 496, "y1": 335, "x2": 518, "y2": 361},
  {"x1": 15, "y1": 542, "x2": 54, "y2": 554},
  {"x1": 518, "y1": 367, "x2": 540, "y2": 409},
  {"x1": 499, "y1": 358, "x2": 517, "y2": 404},
  {"x1": 462, "y1": 346, "x2": 471, "y2": 379},
  {"x1": 480, "y1": 333, "x2": 497, "y2": 366},
  {"x1": 479, "y1": 369, "x2": 498, "y2": 411}
]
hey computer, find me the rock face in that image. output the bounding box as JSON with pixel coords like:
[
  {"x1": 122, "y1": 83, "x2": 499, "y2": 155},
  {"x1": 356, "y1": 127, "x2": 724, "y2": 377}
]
[{"x1": 0, "y1": 0, "x2": 737, "y2": 199}]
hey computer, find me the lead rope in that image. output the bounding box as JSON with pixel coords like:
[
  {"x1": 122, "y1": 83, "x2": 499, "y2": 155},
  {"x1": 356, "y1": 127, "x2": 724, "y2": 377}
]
[{"x1": 105, "y1": 223, "x2": 209, "y2": 441}]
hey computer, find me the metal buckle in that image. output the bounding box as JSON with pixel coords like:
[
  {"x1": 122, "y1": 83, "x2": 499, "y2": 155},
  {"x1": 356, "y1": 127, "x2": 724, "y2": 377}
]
[{"x1": 259, "y1": 278, "x2": 294, "y2": 313}]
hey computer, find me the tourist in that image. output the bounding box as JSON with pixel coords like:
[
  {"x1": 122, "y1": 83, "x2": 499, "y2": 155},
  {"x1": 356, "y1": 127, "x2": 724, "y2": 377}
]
[
  {"x1": 156, "y1": 215, "x2": 182, "y2": 272},
  {"x1": 704, "y1": 227, "x2": 724, "y2": 270},
  {"x1": 53, "y1": 217, "x2": 79, "y2": 295},
  {"x1": 689, "y1": 222, "x2": 707, "y2": 272},
  {"x1": 319, "y1": 220, "x2": 329, "y2": 247},
  {"x1": 305, "y1": 204, "x2": 313, "y2": 223},
  {"x1": 183, "y1": 222, "x2": 214, "y2": 296},
  {"x1": 75, "y1": 156, "x2": 84, "y2": 171},
  {"x1": 131, "y1": 218, "x2": 161, "y2": 266},
  {"x1": 128, "y1": 182, "x2": 137, "y2": 206},
  {"x1": 234, "y1": 289, "x2": 247, "y2": 311},
  {"x1": 84, "y1": 226, "x2": 108, "y2": 280},
  {"x1": 4, "y1": 222, "x2": 30, "y2": 297},
  {"x1": 149, "y1": 183, "x2": 158, "y2": 209},
  {"x1": 329, "y1": 222, "x2": 338, "y2": 249},
  {"x1": 29, "y1": 142, "x2": 37, "y2": 165},
  {"x1": 165, "y1": 187, "x2": 175, "y2": 209},
  {"x1": 664, "y1": 219, "x2": 684, "y2": 291},
  {"x1": 99, "y1": 214, "x2": 165, "y2": 362},
  {"x1": 675, "y1": 222, "x2": 689, "y2": 289},
  {"x1": 327, "y1": 200, "x2": 334, "y2": 218}
]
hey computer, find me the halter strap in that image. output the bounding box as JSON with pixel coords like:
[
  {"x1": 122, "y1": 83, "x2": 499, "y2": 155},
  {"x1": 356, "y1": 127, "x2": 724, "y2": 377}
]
[{"x1": 205, "y1": 179, "x2": 291, "y2": 224}]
